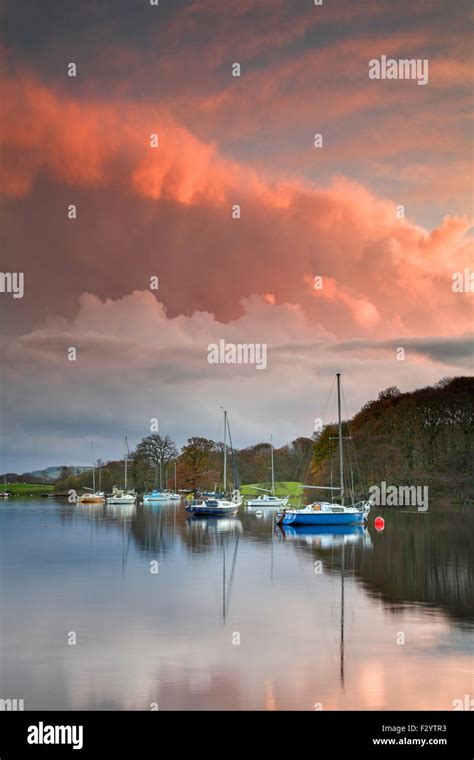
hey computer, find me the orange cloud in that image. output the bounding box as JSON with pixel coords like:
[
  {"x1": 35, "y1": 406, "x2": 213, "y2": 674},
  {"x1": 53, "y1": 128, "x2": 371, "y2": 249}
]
[
  {"x1": 0, "y1": 75, "x2": 472, "y2": 341},
  {"x1": 305, "y1": 275, "x2": 380, "y2": 328},
  {"x1": 0, "y1": 76, "x2": 267, "y2": 204}
]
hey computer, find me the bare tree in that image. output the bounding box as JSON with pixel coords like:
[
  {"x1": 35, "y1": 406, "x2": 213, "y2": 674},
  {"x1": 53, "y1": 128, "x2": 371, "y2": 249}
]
[{"x1": 134, "y1": 434, "x2": 178, "y2": 489}]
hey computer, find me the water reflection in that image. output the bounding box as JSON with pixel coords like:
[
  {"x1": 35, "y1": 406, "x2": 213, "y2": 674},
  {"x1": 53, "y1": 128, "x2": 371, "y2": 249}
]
[
  {"x1": 0, "y1": 498, "x2": 471, "y2": 710},
  {"x1": 279, "y1": 524, "x2": 371, "y2": 548},
  {"x1": 66, "y1": 500, "x2": 473, "y2": 626}
]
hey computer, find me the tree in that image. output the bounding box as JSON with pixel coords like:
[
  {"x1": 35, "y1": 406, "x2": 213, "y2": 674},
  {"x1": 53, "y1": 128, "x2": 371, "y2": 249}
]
[
  {"x1": 134, "y1": 434, "x2": 178, "y2": 488},
  {"x1": 179, "y1": 437, "x2": 217, "y2": 490},
  {"x1": 378, "y1": 386, "x2": 402, "y2": 401}
]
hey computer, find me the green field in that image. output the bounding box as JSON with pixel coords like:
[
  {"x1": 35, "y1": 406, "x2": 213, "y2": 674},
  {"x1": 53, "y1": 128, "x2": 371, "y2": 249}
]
[
  {"x1": 240, "y1": 481, "x2": 303, "y2": 504},
  {"x1": 1, "y1": 483, "x2": 54, "y2": 496}
]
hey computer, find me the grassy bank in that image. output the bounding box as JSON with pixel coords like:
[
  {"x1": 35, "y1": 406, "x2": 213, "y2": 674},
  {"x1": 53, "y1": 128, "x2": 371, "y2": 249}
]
[
  {"x1": 241, "y1": 481, "x2": 303, "y2": 502},
  {"x1": 1, "y1": 483, "x2": 54, "y2": 496}
]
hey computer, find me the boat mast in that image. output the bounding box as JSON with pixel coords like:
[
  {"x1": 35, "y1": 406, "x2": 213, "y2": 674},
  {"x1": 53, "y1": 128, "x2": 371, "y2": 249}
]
[
  {"x1": 270, "y1": 434, "x2": 275, "y2": 495},
  {"x1": 336, "y1": 373, "x2": 344, "y2": 505},
  {"x1": 223, "y1": 409, "x2": 227, "y2": 493},
  {"x1": 340, "y1": 540, "x2": 345, "y2": 687},
  {"x1": 124, "y1": 436, "x2": 128, "y2": 491},
  {"x1": 91, "y1": 441, "x2": 95, "y2": 492},
  {"x1": 174, "y1": 460, "x2": 177, "y2": 492}
]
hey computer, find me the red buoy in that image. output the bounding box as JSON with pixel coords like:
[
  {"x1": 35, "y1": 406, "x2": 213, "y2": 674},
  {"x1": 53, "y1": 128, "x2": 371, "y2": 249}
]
[{"x1": 374, "y1": 516, "x2": 385, "y2": 531}]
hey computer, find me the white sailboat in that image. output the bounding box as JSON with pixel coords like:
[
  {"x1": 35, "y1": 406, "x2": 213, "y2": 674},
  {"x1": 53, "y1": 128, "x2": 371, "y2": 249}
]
[
  {"x1": 168, "y1": 462, "x2": 181, "y2": 500},
  {"x1": 0, "y1": 475, "x2": 10, "y2": 498},
  {"x1": 278, "y1": 374, "x2": 370, "y2": 526},
  {"x1": 78, "y1": 443, "x2": 105, "y2": 503},
  {"x1": 186, "y1": 409, "x2": 241, "y2": 516},
  {"x1": 246, "y1": 435, "x2": 289, "y2": 507},
  {"x1": 107, "y1": 437, "x2": 136, "y2": 505}
]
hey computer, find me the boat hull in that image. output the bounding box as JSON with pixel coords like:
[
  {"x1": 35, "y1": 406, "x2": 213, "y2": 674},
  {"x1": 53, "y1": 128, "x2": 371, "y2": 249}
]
[
  {"x1": 143, "y1": 491, "x2": 180, "y2": 502},
  {"x1": 186, "y1": 508, "x2": 239, "y2": 516},
  {"x1": 246, "y1": 497, "x2": 289, "y2": 507},
  {"x1": 280, "y1": 510, "x2": 367, "y2": 526},
  {"x1": 78, "y1": 495, "x2": 105, "y2": 504},
  {"x1": 185, "y1": 503, "x2": 239, "y2": 516}
]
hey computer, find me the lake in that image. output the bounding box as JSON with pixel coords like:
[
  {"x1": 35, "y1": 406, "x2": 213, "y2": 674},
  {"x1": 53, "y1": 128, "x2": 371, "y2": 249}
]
[{"x1": 0, "y1": 499, "x2": 472, "y2": 710}]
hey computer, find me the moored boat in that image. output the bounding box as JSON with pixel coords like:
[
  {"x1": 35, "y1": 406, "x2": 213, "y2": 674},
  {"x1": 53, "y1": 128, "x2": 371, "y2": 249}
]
[
  {"x1": 279, "y1": 501, "x2": 370, "y2": 526},
  {"x1": 107, "y1": 488, "x2": 136, "y2": 505},
  {"x1": 143, "y1": 488, "x2": 181, "y2": 502},
  {"x1": 106, "y1": 437, "x2": 136, "y2": 505},
  {"x1": 185, "y1": 498, "x2": 239, "y2": 517},
  {"x1": 277, "y1": 374, "x2": 371, "y2": 527},
  {"x1": 143, "y1": 489, "x2": 170, "y2": 502},
  {"x1": 246, "y1": 435, "x2": 289, "y2": 507},
  {"x1": 78, "y1": 443, "x2": 105, "y2": 503},
  {"x1": 186, "y1": 409, "x2": 241, "y2": 517},
  {"x1": 78, "y1": 491, "x2": 105, "y2": 504},
  {"x1": 246, "y1": 493, "x2": 289, "y2": 508}
]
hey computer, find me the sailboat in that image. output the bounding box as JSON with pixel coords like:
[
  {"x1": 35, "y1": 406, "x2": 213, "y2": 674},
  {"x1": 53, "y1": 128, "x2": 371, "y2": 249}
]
[
  {"x1": 246, "y1": 435, "x2": 289, "y2": 508},
  {"x1": 143, "y1": 461, "x2": 180, "y2": 502},
  {"x1": 143, "y1": 490, "x2": 170, "y2": 502},
  {"x1": 167, "y1": 462, "x2": 181, "y2": 500},
  {"x1": 143, "y1": 462, "x2": 167, "y2": 502},
  {"x1": 278, "y1": 374, "x2": 370, "y2": 526},
  {"x1": 186, "y1": 409, "x2": 241, "y2": 517},
  {"x1": 0, "y1": 475, "x2": 11, "y2": 498},
  {"x1": 106, "y1": 437, "x2": 136, "y2": 505},
  {"x1": 78, "y1": 443, "x2": 105, "y2": 503}
]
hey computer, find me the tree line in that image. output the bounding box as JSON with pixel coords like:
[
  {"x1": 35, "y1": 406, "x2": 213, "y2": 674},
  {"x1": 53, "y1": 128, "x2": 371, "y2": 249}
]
[
  {"x1": 54, "y1": 434, "x2": 314, "y2": 494},
  {"x1": 53, "y1": 376, "x2": 473, "y2": 501},
  {"x1": 312, "y1": 376, "x2": 473, "y2": 501}
]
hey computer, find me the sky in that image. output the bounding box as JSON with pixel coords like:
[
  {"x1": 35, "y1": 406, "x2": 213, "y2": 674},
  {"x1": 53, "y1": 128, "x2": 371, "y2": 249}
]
[{"x1": 0, "y1": 0, "x2": 473, "y2": 472}]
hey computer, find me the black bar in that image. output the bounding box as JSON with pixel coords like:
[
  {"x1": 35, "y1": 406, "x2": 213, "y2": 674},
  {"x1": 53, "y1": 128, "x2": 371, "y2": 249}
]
[{"x1": 0, "y1": 710, "x2": 472, "y2": 757}]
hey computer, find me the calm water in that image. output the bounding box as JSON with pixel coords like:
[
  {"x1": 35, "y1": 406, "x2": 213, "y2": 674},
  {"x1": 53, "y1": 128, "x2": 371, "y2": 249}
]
[{"x1": 0, "y1": 499, "x2": 472, "y2": 710}]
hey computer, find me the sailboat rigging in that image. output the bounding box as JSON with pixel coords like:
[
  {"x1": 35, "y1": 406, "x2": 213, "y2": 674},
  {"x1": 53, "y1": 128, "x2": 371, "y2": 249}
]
[
  {"x1": 246, "y1": 435, "x2": 289, "y2": 508},
  {"x1": 106, "y1": 437, "x2": 136, "y2": 505},
  {"x1": 186, "y1": 409, "x2": 241, "y2": 517},
  {"x1": 79, "y1": 442, "x2": 105, "y2": 503},
  {"x1": 278, "y1": 374, "x2": 370, "y2": 526}
]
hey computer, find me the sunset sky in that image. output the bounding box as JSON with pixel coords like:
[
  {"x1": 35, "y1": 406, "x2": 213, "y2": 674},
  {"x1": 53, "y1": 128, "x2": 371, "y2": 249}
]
[{"x1": 1, "y1": 0, "x2": 472, "y2": 472}]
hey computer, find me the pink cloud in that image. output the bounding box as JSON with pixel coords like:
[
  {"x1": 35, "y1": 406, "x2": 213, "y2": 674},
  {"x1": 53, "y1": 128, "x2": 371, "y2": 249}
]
[{"x1": 0, "y1": 76, "x2": 472, "y2": 342}]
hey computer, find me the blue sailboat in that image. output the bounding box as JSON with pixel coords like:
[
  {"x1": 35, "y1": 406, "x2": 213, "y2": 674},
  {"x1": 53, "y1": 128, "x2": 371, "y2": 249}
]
[{"x1": 278, "y1": 374, "x2": 370, "y2": 527}]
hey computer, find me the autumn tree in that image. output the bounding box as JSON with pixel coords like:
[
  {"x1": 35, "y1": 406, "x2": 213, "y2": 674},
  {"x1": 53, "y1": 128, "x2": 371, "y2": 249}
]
[{"x1": 179, "y1": 437, "x2": 217, "y2": 490}]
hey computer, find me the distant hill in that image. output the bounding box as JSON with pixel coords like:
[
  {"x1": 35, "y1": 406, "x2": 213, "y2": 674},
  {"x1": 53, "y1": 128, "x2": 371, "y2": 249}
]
[
  {"x1": 30, "y1": 466, "x2": 91, "y2": 480},
  {"x1": 1, "y1": 466, "x2": 91, "y2": 484}
]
